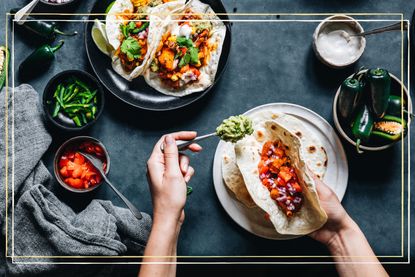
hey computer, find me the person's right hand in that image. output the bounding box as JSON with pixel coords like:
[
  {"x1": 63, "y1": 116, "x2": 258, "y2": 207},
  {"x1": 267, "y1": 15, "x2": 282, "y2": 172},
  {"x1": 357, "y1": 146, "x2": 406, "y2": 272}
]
[
  {"x1": 146, "y1": 131, "x2": 202, "y2": 226},
  {"x1": 309, "y1": 177, "x2": 357, "y2": 248}
]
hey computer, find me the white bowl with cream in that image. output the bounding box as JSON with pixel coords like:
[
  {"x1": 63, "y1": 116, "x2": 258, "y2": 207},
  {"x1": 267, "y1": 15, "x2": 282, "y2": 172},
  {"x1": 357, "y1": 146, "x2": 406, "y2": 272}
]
[{"x1": 313, "y1": 15, "x2": 366, "y2": 68}]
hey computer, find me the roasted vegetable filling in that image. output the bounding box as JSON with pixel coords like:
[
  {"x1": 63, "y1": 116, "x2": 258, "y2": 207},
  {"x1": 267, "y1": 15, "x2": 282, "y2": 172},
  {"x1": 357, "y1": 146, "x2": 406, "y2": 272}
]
[
  {"x1": 258, "y1": 141, "x2": 304, "y2": 217},
  {"x1": 115, "y1": 9, "x2": 149, "y2": 72},
  {"x1": 150, "y1": 9, "x2": 214, "y2": 89}
]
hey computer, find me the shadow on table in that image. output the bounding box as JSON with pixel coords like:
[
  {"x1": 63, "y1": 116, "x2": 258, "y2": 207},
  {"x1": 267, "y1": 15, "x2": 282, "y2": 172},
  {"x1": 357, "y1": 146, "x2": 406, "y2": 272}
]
[
  {"x1": 305, "y1": 47, "x2": 358, "y2": 92},
  {"x1": 101, "y1": 75, "x2": 220, "y2": 132}
]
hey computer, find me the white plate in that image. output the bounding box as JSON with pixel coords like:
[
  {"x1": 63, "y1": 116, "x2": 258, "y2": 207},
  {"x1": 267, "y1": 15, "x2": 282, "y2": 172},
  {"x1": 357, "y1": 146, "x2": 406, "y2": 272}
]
[{"x1": 212, "y1": 103, "x2": 349, "y2": 240}]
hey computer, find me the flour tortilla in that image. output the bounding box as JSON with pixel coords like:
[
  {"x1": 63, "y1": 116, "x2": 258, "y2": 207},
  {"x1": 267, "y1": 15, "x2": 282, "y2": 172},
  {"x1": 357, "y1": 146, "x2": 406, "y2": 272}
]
[
  {"x1": 106, "y1": 0, "x2": 185, "y2": 81},
  {"x1": 234, "y1": 121, "x2": 327, "y2": 235},
  {"x1": 144, "y1": 0, "x2": 227, "y2": 96},
  {"x1": 222, "y1": 110, "x2": 328, "y2": 209}
]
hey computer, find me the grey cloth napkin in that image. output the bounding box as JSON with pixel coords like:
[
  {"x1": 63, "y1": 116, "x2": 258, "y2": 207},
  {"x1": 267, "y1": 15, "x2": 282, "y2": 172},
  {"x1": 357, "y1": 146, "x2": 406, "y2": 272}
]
[{"x1": 0, "y1": 85, "x2": 152, "y2": 276}]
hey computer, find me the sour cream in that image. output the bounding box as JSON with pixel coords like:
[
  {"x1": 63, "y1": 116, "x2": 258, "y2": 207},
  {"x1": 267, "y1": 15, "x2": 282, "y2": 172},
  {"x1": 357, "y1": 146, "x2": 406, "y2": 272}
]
[
  {"x1": 316, "y1": 23, "x2": 364, "y2": 66},
  {"x1": 172, "y1": 24, "x2": 193, "y2": 39}
]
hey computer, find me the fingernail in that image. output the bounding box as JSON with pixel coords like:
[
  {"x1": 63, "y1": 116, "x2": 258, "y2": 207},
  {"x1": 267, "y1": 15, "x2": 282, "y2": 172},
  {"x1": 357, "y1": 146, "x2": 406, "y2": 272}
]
[
  {"x1": 165, "y1": 135, "x2": 174, "y2": 145},
  {"x1": 182, "y1": 162, "x2": 189, "y2": 172}
]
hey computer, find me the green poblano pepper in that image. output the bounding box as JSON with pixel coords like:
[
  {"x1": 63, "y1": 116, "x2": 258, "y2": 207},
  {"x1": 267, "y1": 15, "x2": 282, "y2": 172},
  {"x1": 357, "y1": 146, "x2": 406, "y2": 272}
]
[{"x1": 216, "y1": 115, "x2": 254, "y2": 143}]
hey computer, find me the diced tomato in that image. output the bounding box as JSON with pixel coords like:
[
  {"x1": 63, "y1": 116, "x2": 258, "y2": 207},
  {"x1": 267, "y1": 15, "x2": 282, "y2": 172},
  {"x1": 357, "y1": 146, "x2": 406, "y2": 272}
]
[
  {"x1": 74, "y1": 152, "x2": 85, "y2": 165},
  {"x1": 259, "y1": 165, "x2": 269, "y2": 175},
  {"x1": 261, "y1": 141, "x2": 273, "y2": 157},
  {"x1": 65, "y1": 178, "x2": 83, "y2": 189},
  {"x1": 59, "y1": 156, "x2": 69, "y2": 168},
  {"x1": 270, "y1": 189, "x2": 279, "y2": 200},
  {"x1": 276, "y1": 176, "x2": 286, "y2": 186},
  {"x1": 291, "y1": 182, "x2": 302, "y2": 193},
  {"x1": 72, "y1": 166, "x2": 83, "y2": 178},
  {"x1": 58, "y1": 141, "x2": 107, "y2": 190},
  {"x1": 278, "y1": 170, "x2": 292, "y2": 182},
  {"x1": 60, "y1": 166, "x2": 69, "y2": 177}
]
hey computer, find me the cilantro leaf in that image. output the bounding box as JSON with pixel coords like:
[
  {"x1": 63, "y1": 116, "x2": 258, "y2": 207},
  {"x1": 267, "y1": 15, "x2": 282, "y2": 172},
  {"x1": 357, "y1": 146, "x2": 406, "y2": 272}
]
[
  {"x1": 179, "y1": 53, "x2": 191, "y2": 68},
  {"x1": 177, "y1": 36, "x2": 194, "y2": 48},
  {"x1": 189, "y1": 47, "x2": 199, "y2": 64},
  {"x1": 121, "y1": 37, "x2": 141, "y2": 60},
  {"x1": 120, "y1": 24, "x2": 129, "y2": 38}
]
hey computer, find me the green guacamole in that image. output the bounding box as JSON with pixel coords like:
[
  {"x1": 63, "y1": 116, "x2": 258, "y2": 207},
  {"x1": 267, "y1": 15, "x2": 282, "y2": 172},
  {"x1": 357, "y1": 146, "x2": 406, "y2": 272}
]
[{"x1": 216, "y1": 115, "x2": 254, "y2": 143}]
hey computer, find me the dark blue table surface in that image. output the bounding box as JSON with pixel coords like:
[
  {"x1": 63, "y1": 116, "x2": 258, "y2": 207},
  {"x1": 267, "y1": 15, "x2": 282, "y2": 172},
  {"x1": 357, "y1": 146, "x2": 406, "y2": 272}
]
[{"x1": 2, "y1": 0, "x2": 414, "y2": 275}]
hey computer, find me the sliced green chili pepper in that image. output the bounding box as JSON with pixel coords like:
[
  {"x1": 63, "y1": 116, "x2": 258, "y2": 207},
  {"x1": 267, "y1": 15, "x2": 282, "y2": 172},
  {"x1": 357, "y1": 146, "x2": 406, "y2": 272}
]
[
  {"x1": 19, "y1": 40, "x2": 65, "y2": 78},
  {"x1": 10, "y1": 9, "x2": 77, "y2": 41},
  {"x1": 338, "y1": 76, "x2": 364, "y2": 123},
  {"x1": 186, "y1": 186, "x2": 193, "y2": 195},
  {"x1": 132, "y1": 22, "x2": 149, "y2": 34},
  {"x1": 372, "y1": 115, "x2": 406, "y2": 141},
  {"x1": 366, "y1": 68, "x2": 391, "y2": 118},
  {"x1": 72, "y1": 116, "x2": 82, "y2": 127},
  {"x1": 52, "y1": 101, "x2": 60, "y2": 117},
  {"x1": 0, "y1": 46, "x2": 10, "y2": 91},
  {"x1": 351, "y1": 105, "x2": 374, "y2": 154}
]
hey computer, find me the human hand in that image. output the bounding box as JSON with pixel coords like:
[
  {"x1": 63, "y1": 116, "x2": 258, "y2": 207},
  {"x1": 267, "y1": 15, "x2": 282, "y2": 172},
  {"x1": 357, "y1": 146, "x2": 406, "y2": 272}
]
[
  {"x1": 309, "y1": 177, "x2": 357, "y2": 248},
  {"x1": 146, "y1": 131, "x2": 202, "y2": 226}
]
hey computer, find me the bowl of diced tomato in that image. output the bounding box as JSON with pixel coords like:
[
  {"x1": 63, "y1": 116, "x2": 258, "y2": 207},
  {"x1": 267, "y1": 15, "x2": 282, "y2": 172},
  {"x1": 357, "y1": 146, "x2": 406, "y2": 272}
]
[{"x1": 54, "y1": 136, "x2": 110, "y2": 193}]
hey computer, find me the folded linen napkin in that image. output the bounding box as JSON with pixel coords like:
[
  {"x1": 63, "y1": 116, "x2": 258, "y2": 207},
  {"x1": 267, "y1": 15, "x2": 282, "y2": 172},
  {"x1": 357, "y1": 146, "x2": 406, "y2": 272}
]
[{"x1": 0, "y1": 85, "x2": 152, "y2": 276}]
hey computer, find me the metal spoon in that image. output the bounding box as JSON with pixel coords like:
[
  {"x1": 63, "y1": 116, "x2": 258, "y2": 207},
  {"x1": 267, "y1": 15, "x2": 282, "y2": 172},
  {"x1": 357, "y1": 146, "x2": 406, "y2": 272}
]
[
  {"x1": 160, "y1": 132, "x2": 216, "y2": 152},
  {"x1": 79, "y1": 151, "x2": 143, "y2": 220},
  {"x1": 14, "y1": 0, "x2": 40, "y2": 25},
  {"x1": 351, "y1": 21, "x2": 408, "y2": 37}
]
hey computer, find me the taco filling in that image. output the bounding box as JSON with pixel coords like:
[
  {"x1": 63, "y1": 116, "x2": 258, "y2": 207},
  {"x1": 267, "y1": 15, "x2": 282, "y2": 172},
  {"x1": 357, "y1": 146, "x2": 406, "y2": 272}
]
[
  {"x1": 150, "y1": 9, "x2": 215, "y2": 89},
  {"x1": 114, "y1": 13, "x2": 150, "y2": 72},
  {"x1": 258, "y1": 140, "x2": 304, "y2": 217}
]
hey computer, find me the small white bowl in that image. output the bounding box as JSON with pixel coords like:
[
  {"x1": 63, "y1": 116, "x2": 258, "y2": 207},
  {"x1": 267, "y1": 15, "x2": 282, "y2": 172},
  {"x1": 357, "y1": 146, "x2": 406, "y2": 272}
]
[
  {"x1": 333, "y1": 71, "x2": 412, "y2": 152},
  {"x1": 313, "y1": 15, "x2": 366, "y2": 68}
]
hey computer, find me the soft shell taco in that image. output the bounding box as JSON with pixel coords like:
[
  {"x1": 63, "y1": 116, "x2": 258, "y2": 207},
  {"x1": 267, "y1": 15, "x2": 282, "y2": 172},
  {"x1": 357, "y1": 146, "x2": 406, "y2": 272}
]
[
  {"x1": 106, "y1": 0, "x2": 185, "y2": 81},
  {"x1": 234, "y1": 120, "x2": 328, "y2": 235},
  {"x1": 144, "y1": 0, "x2": 226, "y2": 96},
  {"x1": 222, "y1": 111, "x2": 328, "y2": 209}
]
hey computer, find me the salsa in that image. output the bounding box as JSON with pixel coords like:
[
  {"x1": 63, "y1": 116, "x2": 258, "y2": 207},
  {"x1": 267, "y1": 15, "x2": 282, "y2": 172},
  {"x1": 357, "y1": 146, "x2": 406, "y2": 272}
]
[
  {"x1": 58, "y1": 141, "x2": 107, "y2": 189},
  {"x1": 150, "y1": 9, "x2": 215, "y2": 89},
  {"x1": 258, "y1": 141, "x2": 303, "y2": 217}
]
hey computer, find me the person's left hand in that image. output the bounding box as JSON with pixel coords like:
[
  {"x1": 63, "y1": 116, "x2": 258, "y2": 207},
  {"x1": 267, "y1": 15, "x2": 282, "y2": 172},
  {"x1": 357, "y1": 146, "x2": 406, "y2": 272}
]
[{"x1": 146, "y1": 131, "x2": 202, "y2": 226}]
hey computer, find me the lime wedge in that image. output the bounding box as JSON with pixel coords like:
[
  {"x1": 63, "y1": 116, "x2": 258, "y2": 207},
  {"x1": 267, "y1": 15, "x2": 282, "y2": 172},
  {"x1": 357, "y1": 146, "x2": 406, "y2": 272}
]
[
  {"x1": 105, "y1": 1, "x2": 115, "y2": 14},
  {"x1": 92, "y1": 19, "x2": 112, "y2": 56}
]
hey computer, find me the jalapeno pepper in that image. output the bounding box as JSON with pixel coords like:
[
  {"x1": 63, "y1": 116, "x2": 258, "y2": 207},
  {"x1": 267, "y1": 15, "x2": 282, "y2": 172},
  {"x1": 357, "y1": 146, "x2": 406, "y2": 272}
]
[
  {"x1": 386, "y1": 95, "x2": 414, "y2": 118},
  {"x1": 351, "y1": 105, "x2": 374, "y2": 154},
  {"x1": 10, "y1": 9, "x2": 77, "y2": 41},
  {"x1": 0, "y1": 46, "x2": 10, "y2": 91},
  {"x1": 372, "y1": 115, "x2": 406, "y2": 141},
  {"x1": 338, "y1": 76, "x2": 364, "y2": 122},
  {"x1": 19, "y1": 40, "x2": 64, "y2": 78},
  {"x1": 366, "y1": 68, "x2": 391, "y2": 118}
]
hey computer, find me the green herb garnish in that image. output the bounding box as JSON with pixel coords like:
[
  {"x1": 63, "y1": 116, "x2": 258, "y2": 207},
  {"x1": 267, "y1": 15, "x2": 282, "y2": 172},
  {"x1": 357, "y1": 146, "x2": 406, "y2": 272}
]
[
  {"x1": 120, "y1": 21, "x2": 149, "y2": 37},
  {"x1": 177, "y1": 36, "x2": 194, "y2": 48},
  {"x1": 121, "y1": 37, "x2": 141, "y2": 60}
]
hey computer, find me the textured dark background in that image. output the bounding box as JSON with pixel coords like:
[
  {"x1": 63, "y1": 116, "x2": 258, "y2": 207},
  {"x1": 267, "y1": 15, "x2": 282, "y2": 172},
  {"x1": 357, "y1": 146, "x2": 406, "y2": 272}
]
[{"x1": 1, "y1": 0, "x2": 415, "y2": 276}]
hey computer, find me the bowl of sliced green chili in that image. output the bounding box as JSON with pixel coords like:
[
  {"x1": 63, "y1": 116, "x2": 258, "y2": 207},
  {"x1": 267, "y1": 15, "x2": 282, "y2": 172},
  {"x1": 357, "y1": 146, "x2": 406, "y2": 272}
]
[{"x1": 43, "y1": 70, "x2": 105, "y2": 131}]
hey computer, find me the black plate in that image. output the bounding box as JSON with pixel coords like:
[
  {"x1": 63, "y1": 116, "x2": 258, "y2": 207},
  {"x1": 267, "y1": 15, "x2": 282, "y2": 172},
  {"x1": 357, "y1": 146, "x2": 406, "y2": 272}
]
[{"x1": 85, "y1": 0, "x2": 231, "y2": 111}]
